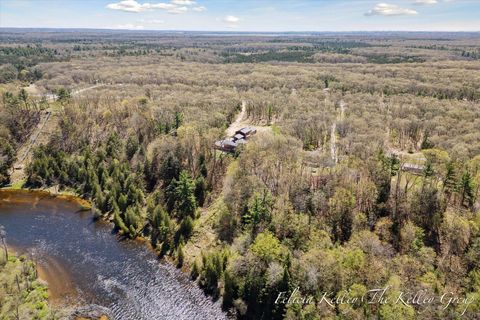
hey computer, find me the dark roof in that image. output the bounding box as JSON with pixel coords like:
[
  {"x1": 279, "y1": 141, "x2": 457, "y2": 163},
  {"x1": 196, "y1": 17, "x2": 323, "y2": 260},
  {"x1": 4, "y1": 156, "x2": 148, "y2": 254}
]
[
  {"x1": 214, "y1": 139, "x2": 237, "y2": 151},
  {"x1": 214, "y1": 127, "x2": 257, "y2": 152},
  {"x1": 233, "y1": 133, "x2": 244, "y2": 141},
  {"x1": 236, "y1": 127, "x2": 256, "y2": 135}
]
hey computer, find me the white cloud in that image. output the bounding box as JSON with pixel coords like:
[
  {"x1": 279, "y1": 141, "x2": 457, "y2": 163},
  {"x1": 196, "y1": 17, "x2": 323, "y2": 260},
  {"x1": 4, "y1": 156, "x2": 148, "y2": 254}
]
[
  {"x1": 106, "y1": 0, "x2": 193, "y2": 14},
  {"x1": 149, "y1": 3, "x2": 177, "y2": 10},
  {"x1": 107, "y1": 0, "x2": 177, "y2": 12},
  {"x1": 114, "y1": 23, "x2": 145, "y2": 29},
  {"x1": 365, "y1": 3, "x2": 418, "y2": 16},
  {"x1": 168, "y1": 6, "x2": 188, "y2": 14},
  {"x1": 193, "y1": 6, "x2": 206, "y2": 12},
  {"x1": 106, "y1": 0, "x2": 150, "y2": 12},
  {"x1": 221, "y1": 15, "x2": 240, "y2": 28},
  {"x1": 223, "y1": 15, "x2": 240, "y2": 23},
  {"x1": 171, "y1": 0, "x2": 195, "y2": 5},
  {"x1": 107, "y1": 1, "x2": 139, "y2": 12},
  {"x1": 413, "y1": 0, "x2": 438, "y2": 4}
]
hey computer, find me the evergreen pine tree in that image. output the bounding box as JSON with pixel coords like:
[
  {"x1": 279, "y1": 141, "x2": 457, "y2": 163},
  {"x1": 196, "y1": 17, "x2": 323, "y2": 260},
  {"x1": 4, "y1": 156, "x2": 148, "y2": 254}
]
[
  {"x1": 443, "y1": 161, "x2": 456, "y2": 199},
  {"x1": 171, "y1": 171, "x2": 197, "y2": 218},
  {"x1": 222, "y1": 269, "x2": 238, "y2": 309},
  {"x1": 113, "y1": 208, "x2": 129, "y2": 235},
  {"x1": 195, "y1": 176, "x2": 206, "y2": 207},
  {"x1": 191, "y1": 259, "x2": 200, "y2": 280},
  {"x1": 459, "y1": 171, "x2": 475, "y2": 208},
  {"x1": 198, "y1": 153, "x2": 208, "y2": 178},
  {"x1": 177, "y1": 239, "x2": 185, "y2": 267}
]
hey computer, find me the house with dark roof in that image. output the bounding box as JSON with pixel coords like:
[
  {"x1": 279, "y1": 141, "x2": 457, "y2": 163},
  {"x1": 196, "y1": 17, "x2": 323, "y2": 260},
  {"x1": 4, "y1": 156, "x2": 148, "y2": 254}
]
[
  {"x1": 214, "y1": 127, "x2": 257, "y2": 153},
  {"x1": 233, "y1": 133, "x2": 244, "y2": 141},
  {"x1": 235, "y1": 127, "x2": 257, "y2": 139},
  {"x1": 214, "y1": 139, "x2": 237, "y2": 152}
]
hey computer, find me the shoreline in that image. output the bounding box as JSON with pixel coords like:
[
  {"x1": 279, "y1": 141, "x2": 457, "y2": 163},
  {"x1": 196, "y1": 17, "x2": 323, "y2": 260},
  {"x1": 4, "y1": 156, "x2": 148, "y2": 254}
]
[
  {"x1": 1, "y1": 187, "x2": 185, "y2": 264},
  {"x1": 0, "y1": 249, "x2": 56, "y2": 319},
  {"x1": 35, "y1": 254, "x2": 79, "y2": 305},
  {"x1": 6, "y1": 245, "x2": 79, "y2": 308},
  {"x1": 0, "y1": 187, "x2": 201, "y2": 314},
  {"x1": 0, "y1": 187, "x2": 92, "y2": 211}
]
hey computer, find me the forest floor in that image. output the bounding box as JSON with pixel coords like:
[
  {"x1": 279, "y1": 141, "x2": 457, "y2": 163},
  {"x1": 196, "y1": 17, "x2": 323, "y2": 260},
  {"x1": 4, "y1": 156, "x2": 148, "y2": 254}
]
[
  {"x1": 226, "y1": 101, "x2": 247, "y2": 137},
  {"x1": 183, "y1": 205, "x2": 220, "y2": 268},
  {"x1": 10, "y1": 109, "x2": 56, "y2": 184}
]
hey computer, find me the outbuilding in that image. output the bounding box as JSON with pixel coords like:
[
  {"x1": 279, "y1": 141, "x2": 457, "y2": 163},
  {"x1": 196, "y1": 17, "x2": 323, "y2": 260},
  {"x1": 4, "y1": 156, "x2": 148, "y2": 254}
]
[{"x1": 401, "y1": 163, "x2": 425, "y2": 175}]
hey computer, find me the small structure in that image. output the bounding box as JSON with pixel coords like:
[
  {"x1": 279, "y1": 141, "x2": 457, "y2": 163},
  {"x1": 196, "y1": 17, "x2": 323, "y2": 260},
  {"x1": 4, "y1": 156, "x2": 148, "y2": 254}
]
[
  {"x1": 402, "y1": 163, "x2": 425, "y2": 175},
  {"x1": 214, "y1": 127, "x2": 257, "y2": 153}
]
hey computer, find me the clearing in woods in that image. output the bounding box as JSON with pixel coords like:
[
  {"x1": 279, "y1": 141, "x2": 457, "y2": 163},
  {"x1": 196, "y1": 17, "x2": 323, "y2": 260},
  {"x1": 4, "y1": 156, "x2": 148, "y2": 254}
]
[{"x1": 226, "y1": 100, "x2": 272, "y2": 137}]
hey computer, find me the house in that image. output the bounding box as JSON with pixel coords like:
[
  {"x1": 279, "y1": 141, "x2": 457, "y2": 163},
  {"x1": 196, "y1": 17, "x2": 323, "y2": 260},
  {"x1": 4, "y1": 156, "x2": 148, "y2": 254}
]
[
  {"x1": 214, "y1": 127, "x2": 257, "y2": 153},
  {"x1": 235, "y1": 127, "x2": 257, "y2": 139},
  {"x1": 214, "y1": 139, "x2": 237, "y2": 152},
  {"x1": 233, "y1": 133, "x2": 244, "y2": 141}
]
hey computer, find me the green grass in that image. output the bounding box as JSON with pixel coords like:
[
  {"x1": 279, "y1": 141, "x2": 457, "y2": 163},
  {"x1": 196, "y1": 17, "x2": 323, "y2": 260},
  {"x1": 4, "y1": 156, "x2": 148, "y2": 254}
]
[
  {"x1": 9, "y1": 179, "x2": 26, "y2": 189},
  {"x1": 0, "y1": 252, "x2": 54, "y2": 320}
]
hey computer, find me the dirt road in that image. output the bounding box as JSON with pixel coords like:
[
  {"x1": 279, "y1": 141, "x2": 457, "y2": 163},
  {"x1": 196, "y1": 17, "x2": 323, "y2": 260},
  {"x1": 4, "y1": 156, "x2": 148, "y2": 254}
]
[
  {"x1": 9, "y1": 84, "x2": 104, "y2": 185},
  {"x1": 225, "y1": 100, "x2": 271, "y2": 137}
]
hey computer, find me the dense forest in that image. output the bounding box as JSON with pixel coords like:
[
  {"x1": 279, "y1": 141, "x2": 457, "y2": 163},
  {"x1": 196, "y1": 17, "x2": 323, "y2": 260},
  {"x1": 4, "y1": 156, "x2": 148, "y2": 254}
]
[{"x1": 1, "y1": 30, "x2": 479, "y2": 319}]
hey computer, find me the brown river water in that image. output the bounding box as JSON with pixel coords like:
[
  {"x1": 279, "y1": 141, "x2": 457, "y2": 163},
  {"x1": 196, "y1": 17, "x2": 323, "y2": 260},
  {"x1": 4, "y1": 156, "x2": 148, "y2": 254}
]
[{"x1": 0, "y1": 190, "x2": 226, "y2": 320}]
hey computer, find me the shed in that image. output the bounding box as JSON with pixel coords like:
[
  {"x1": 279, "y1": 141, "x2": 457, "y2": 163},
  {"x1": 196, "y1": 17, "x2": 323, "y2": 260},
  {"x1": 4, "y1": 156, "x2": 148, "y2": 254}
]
[{"x1": 402, "y1": 163, "x2": 425, "y2": 175}]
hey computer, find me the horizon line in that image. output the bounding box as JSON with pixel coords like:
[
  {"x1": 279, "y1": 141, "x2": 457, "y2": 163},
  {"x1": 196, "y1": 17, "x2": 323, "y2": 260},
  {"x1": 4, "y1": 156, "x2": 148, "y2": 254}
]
[{"x1": 1, "y1": 27, "x2": 480, "y2": 34}]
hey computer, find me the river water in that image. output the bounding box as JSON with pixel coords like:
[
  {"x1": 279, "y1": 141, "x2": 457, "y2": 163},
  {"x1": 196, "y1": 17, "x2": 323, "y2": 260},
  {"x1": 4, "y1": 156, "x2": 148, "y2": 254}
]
[{"x1": 0, "y1": 190, "x2": 226, "y2": 320}]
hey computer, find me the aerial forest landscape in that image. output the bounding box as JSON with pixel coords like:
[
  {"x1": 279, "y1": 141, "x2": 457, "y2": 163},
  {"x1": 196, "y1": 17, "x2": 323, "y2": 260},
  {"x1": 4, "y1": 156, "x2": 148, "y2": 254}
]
[{"x1": 0, "y1": 0, "x2": 479, "y2": 319}]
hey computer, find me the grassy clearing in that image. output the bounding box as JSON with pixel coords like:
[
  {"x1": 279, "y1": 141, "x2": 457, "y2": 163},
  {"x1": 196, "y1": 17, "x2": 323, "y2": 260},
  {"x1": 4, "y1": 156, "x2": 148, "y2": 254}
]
[
  {"x1": 8, "y1": 179, "x2": 25, "y2": 189},
  {"x1": 0, "y1": 251, "x2": 54, "y2": 319}
]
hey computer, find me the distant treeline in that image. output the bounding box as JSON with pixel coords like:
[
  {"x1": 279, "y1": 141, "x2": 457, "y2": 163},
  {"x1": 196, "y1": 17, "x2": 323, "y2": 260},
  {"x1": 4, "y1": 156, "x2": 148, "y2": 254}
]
[{"x1": 0, "y1": 45, "x2": 64, "y2": 83}]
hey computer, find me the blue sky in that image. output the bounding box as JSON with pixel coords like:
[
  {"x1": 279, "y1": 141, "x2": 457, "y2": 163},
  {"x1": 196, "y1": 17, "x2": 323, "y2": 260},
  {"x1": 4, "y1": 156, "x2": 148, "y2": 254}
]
[{"x1": 1, "y1": 0, "x2": 479, "y2": 31}]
